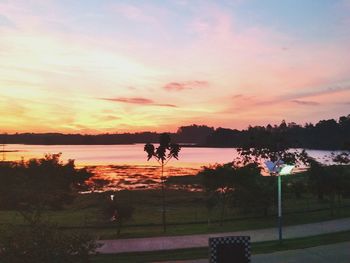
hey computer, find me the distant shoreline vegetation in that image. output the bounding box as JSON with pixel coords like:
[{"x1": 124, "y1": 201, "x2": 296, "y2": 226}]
[{"x1": 1, "y1": 114, "x2": 349, "y2": 150}]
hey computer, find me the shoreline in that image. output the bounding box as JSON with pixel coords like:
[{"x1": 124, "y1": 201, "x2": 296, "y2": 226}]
[{"x1": 1, "y1": 142, "x2": 349, "y2": 151}]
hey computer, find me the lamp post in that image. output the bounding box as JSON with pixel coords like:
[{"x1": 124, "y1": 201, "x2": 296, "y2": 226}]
[{"x1": 265, "y1": 160, "x2": 295, "y2": 243}]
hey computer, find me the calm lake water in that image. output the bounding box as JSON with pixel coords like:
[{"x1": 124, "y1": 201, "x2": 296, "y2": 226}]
[{"x1": 2, "y1": 144, "x2": 342, "y2": 190}]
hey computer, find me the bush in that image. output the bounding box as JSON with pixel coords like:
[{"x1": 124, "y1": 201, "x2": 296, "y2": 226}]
[
  {"x1": 0, "y1": 154, "x2": 93, "y2": 224},
  {"x1": 0, "y1": 223, "x2": 99, "y2": 263}
]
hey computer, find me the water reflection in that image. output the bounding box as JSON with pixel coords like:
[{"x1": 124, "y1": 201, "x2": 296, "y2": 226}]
[
  {"x1": 2, "y1": 144, "x2": 345, "y2": 191},
  {"x1": 87, "y1": 165, "x2": 199, "y2": 191}
]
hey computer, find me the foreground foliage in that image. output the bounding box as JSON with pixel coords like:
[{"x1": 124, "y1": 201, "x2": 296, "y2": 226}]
[
  {"x1": 0, "y1": 155, "x2": 97, "y2": 262},
  {"x1": 0, "y1": 154, "x2": 92, "y2": 223},
  {"x1": 0, "y1": 223, "x2": 98, "y2": 263}
]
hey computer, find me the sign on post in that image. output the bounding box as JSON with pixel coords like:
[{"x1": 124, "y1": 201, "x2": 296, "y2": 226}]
[{"x1": 209, "y1": 236, "x2": 251, "y2": 263}]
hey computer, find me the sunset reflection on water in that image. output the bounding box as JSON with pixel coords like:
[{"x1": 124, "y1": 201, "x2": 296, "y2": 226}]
[
  {"x1": 3, "y1": 144, "x2": 219, "y2": 191},
  {"x1": 87, "y1": 165, "x2": 200, "y2": 191},
  {"x1": 3, "y1": 144, "x2": 336, "y2": 191}
]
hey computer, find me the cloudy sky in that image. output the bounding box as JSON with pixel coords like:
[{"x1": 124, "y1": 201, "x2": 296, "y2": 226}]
[{"x1": 1, "y1": 0, "x2": 350, "y2": 133}]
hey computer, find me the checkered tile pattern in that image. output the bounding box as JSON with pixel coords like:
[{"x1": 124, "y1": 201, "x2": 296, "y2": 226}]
[{"x1": 209, "y1": 236, "x2": 251, "y2": 263}]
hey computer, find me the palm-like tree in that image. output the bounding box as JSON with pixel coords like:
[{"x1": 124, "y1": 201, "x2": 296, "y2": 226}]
[{"x1": 144, "y1": 133, "x2": 180, "y2": 232}]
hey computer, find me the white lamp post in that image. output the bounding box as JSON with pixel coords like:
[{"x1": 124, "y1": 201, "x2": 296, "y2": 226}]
[{"x1": 265, "y1": 160, "x2": 295, "y2": 243}]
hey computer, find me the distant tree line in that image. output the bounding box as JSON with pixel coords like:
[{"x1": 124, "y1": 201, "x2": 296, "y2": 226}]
[
  {"x1": 0, "y1": 125, "x2": 214, "y2": 145},
  {"x1": 0, "y1": 132, "x2": 161, "y2": 145},
  {"x1": 1, "y1": 114, "x2": 350, "y2": 150},
  {"x1": 205, "y1": 114, "x2": 350, "y2": 150}
]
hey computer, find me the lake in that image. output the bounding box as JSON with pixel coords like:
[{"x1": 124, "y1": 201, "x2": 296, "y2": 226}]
[{"x1": 2, "y1": 144, "x2": 342, "y2": 190}]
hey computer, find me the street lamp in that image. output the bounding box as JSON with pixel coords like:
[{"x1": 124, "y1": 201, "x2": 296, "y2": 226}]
[{"x1": 265, "y1": 160, "x2": 295, "y2": 243}]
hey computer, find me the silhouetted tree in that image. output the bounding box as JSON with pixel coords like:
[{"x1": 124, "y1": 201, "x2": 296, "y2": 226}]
[
  {"x1": 231, "y1": 163, "x2": 274, "y2": 216},
  {"x1": 176, "y1": 124, "x2": 214, "y2": 143},
  {"x1": 199, "y1": 163, "x2": 234, "y2": 226},
  {"x1": 205, "y1": 193, "x2": 217, "y2": 226},
  {"x1": 307, "y1": 156, "x2": 350, "y2": 215},
  {"x1": 144, "y1": 133, "x2": 180, "y2": 232},
  {"x1": 2, "y1": 113, "x2": 350, "y2": 149},
  {"x1": 204, "y1": 114, "x2": 350, "y2": 150},
  {"x1": 331, "y1": 152, "x2": 350, "y2": 164},
  {"x1": 103, "y1": 194, "x2": 134, "y2": 237},
  {"x1": 0, "y1": 154, "x2": 92, "y2": 224},
  {"x1": 307, "y1": 158, "x2": 327, "y2": 201},
  {"x1": 330, "y1": 152, "x2": 350, "y2": 208},
  {"x1": 200, "y1": 162, "x2": 275, "y2": 221},
  {"x1": 285, "y1": 174, "x2": 308, "y2": 199}
]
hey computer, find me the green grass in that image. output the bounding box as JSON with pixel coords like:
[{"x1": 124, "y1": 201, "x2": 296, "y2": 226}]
[
  {"x1": 62, "y1": 205, "x2": 350, "y2": 240},
  {"x1": 91, "y1": 230, "x2": 350, "y2": 263},
  {"x1": 2, "y1": 189, "x2": 350, "y2": 262},
  {"x1": 1, "y1": 190, "x2": 350, "y2": 239}
]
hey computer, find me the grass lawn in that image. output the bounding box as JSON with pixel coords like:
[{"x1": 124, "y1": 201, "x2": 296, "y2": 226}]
[
  {"x1": 91, "y1": 230, "x2": 350, "y2": 262},
  {"x1": 0, "y1": 189, "x2": 350, "y2": 239}
]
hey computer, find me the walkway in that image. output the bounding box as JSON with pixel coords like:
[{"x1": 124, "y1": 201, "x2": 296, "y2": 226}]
[
  {"x1": 161, "y1": 241, "x2": 350, "y2": 263},
  {"x1": 253, "y1": 242, "x2": 350, "y2": 263},
  {"x1": 97, "y1": 217, "x2": 350, "y2": 254}
]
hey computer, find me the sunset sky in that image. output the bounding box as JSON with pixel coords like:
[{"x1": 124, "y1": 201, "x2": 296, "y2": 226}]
[{"x1": 1, "y1": 0, "x2": 350, "y2": 134}]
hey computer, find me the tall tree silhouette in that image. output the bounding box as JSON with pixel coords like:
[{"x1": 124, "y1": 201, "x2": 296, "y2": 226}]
[{"x1": 144, "y1": 133, "x2": 180, "y2": 232}]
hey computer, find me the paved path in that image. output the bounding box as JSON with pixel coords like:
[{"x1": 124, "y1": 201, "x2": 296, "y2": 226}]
[
  {"x1": 253, "y1": 242, "x2": 350, "y2": 263},
  {"x1": 161, "y1": 242, "x2": 350, "y2": 263},
  {"x1": 97, "y1": 217, "x2": 350, "y2": 253}
]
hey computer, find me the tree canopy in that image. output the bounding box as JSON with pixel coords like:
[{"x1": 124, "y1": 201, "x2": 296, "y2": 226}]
[{"x1": 0, "y1": 154, "x2": 92, "y2": 223}]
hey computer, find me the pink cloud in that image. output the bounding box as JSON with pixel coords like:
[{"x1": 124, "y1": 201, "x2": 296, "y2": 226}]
[
  {"x1": 101, "y1": 97, "x2": 177, "y2": 107},
  {"x1": 183, "y1": 4, "x2": 350, "y2": 102},
  {"x1": 291, "y1": 100, "x2": 319, "y2": 106},
  {"x1": 163, "y1": 80, "x2": 208, "y2": 91},
  {"x1": 103, "y1": 97, "x2": 153, "y2": 104}
]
